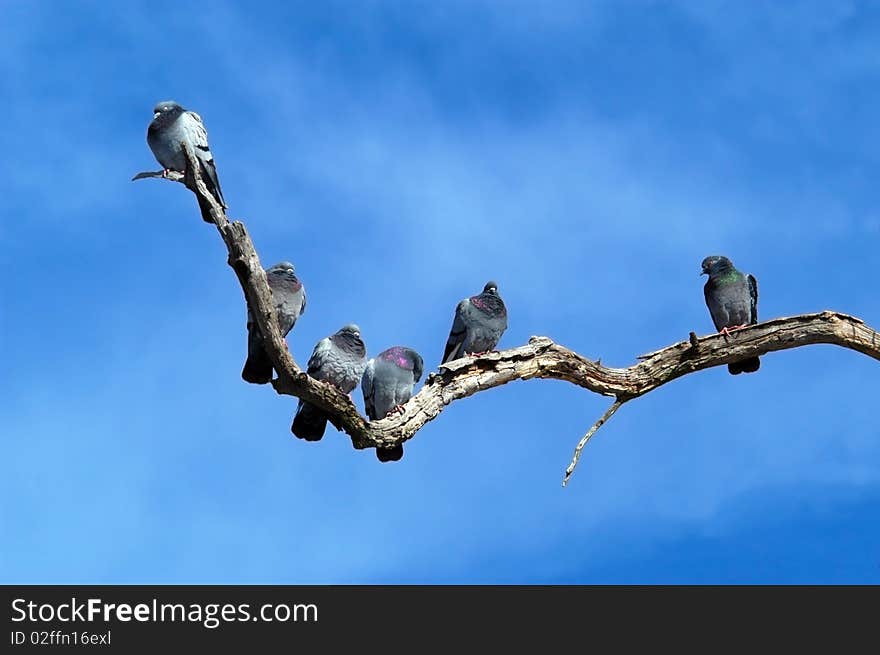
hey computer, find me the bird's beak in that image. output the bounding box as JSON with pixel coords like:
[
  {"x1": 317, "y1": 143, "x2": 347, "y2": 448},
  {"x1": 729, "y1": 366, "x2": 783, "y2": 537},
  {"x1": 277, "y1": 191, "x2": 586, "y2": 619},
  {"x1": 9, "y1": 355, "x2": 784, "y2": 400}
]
[
  {"x1": 153, "y1": 112, "x2": 160, "y2": 119},
  {"x1": 700, "y1": 271, "x2": 707, "y2": 276}
]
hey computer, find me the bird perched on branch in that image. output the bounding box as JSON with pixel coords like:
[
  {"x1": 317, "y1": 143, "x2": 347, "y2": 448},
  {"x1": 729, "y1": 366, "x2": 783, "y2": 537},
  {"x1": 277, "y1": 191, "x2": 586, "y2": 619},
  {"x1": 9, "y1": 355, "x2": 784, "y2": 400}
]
[
  {"x1": 442, "y1": 281, "x2": 508, "y2": 364},
  {"x1": 292, "y1": 324, "x2": 367, "y2": 441},
  {"x1": 701, "y1": 255, "x2": 760, "y2": 375},
  {"x1": 362, "y1": 346, "x2": 424, "y2": 463},
  {"x1": 241, "y1": 261, "x2": 307, "y2": 385},
  {"x1": 147, "y1": 100, "x2": 226, "y2": 222}
]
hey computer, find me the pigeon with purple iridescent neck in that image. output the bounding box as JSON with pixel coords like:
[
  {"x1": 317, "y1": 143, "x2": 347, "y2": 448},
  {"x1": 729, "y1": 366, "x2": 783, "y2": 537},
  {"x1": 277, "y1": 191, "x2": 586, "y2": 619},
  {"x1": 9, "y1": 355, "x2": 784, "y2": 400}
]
[
  {"x1": 441, "y1": 281, "x2": 508, "y2": 364},
  {"x1": 291, "y1": 324, "x2": 367, "y2": 441},
  {"x1": 147, "y1": 100, "x2": 226, "y2": 222},
  {"x1": 361, "y1": 346, "x2": 424, "y2": 462},
  {"x1": 701, "y1": 255, "x2": 760, "y2": 375},
  {"x1": 241, "y1": 261, "x2": 306, "y2": 385}
]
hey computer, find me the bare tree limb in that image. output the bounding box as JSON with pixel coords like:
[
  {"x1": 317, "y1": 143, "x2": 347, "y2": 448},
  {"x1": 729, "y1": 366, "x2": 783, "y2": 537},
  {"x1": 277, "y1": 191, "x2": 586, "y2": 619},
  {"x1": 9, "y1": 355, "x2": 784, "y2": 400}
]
[
  {"x1": 563, "y1": 398, "x2": 626, "y2": 487},
  {"x1": 134, "y1": 153, "x2": 880, "y2": 485}
]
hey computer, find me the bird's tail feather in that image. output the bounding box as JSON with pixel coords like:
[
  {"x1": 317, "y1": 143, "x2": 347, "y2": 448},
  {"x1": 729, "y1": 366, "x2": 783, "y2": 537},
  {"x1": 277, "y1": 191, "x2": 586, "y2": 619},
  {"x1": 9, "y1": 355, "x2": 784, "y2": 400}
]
[
  {"x1": 441, "y1": 341, "x2": 461, "y2": 365},
  {"x1": 196, "y1": 193, "x2": 215, "y2": 223},
  {"x1": 376, "y1": 444, "x2": 404, "y2": 463},
  {"x1": 241, "y1": 349, "x2": 273, "y2": 385},
  {"x1": 200, "y1": 161, "x2": 226, "y2": 208},
  {"x1": 728, "y1": 356, "x2": 760, "y2": 375},
  {"x1": 186, "y1": 160, "x2": 225, "y2": 223},
  {"x1": 292, "y1": 403, "x2": 327, "y2": 441}
]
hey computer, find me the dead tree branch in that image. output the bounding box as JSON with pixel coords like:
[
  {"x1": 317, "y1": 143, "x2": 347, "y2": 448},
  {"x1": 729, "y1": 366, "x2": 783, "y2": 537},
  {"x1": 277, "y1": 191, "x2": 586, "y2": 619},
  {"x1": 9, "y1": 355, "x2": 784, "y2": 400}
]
[
  {"x1": 134, "y1": 150, "x2": 880, "y2": 486},
  {"x1": 563, "y1": 399, "x2": 626, "y2": 487}
]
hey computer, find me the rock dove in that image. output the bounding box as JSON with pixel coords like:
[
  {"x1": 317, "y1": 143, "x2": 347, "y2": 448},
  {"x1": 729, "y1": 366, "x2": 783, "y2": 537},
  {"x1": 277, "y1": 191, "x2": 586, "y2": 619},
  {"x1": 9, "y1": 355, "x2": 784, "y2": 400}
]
[
  {"x1": 441, "y1": 281, "x2": 508, "y2": 364},
  {"x1": 147, "y1": 100, "x2": 226, "y2": 222},
  {"x1": 701, "y1": 255, "x2": 760, "y2": 375},
  {"x1": 292, "y1": 324, "x2": 367, "y2": 441},
  {"x1": 361, "y1": 346, "x2": 424, "y2": 463},
  {"x1": 241, "y1": 261, "x2": 307, "y2": 385}
]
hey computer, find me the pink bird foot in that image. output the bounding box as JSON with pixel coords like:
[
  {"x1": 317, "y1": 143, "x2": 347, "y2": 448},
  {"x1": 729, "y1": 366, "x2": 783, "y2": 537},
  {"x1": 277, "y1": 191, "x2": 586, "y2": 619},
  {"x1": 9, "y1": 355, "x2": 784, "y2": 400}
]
[
  {"x1": 719, "y1": 325, "x2": 747, "y2": 337},
  {"x1": 385, "y1": 404, "x2": 406, "y2": 417}
]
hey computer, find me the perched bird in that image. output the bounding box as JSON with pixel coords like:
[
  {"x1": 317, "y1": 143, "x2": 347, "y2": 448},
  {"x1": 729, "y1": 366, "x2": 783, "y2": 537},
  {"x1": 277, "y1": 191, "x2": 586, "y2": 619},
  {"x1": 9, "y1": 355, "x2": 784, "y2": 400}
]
[
  {"x1": 701, "y1": 255, "x2": 760, "y2": 375},
  {"x1": 361, "y1": 346, "x2": 424, "y2": 463},
  {"x1": 241, "y1": 262, "x2": 307, "y2": 385},
  {"x1": 147, "y1": 100, "x2": 226, "y2": 222},
  {"x1": 441, "y1": 281, "x2": 508, "y2": 364},
  {"x1": 292, "y1": 324, "x2": 367, "y2": 441}
]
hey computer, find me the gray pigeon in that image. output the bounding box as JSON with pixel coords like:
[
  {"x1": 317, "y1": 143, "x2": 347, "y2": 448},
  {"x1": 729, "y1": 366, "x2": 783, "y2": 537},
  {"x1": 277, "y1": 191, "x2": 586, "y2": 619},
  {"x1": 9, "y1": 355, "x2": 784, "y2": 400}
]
[
  {"x1": 292, "y1": 324, "x2": 367, "y2": 441},
  {"x1": 361, "y1": 346, "x2": 424, "y2": 463},
  {"x1": 241, "y1": 261, "x2": 307, "y2": 385},
  {"x1": 147, "y1": 100, "x2": 226, "y2": 222},
  {"x1": 701, "y1": 255, "x2": 760, "y2": 375},
  {"x1": 441, "y1": 281, "x2": 508, "y2": 364}
]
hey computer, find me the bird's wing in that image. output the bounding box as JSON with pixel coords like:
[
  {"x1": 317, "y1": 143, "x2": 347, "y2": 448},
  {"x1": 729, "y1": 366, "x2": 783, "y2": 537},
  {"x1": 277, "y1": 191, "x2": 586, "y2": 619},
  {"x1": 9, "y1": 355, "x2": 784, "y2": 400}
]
[
  {"x1": 748, "y1": 274, "x2": 758, "y2": 324},
  {"x1": 180, "y1": 111, "x2": 225, "y2": 207},
  {"x1": 411, "y1": 351, "x2": 424, "y2": 384},
  {"x1": 307, "y1": 337, "x2": 334, "y2": 376},
  {"x1": 703, "y1": 281, "x2": 724, "y2": 331},
  {"x1": 245, "y1": 306, "x2": 261, "y2": 351},
  {"x1": 361, "y1": 360, "x2": 376, "y2": 420},
  {"x1": 179, "y1": 111, "x2": 210, "y2": 152},
  {"x1": 442, "y1": 299, "x2": 469, "y2": 364}
]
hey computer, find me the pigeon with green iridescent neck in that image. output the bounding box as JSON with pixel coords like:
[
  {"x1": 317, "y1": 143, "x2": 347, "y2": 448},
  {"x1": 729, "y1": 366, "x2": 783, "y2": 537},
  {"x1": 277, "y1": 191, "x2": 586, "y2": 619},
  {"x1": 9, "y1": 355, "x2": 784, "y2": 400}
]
[
  {"x1": 241, "y1": 261, "x2": 306, "y2": 385},
  {"x1": 701, "y1": 255, "x2": 760, "y2": 375},
  {"x1": 362, "y1": 346, "x2": 424, "y2": 463},
  {"x1": 291, "y1": 324, "x2": 367, "y2": 441},
  {"x1": 147, "y1": 100, "x2": 226, "y2": 222},
  {"x1": 441, "y1": 281, "x2": 508, "y2": 364}
]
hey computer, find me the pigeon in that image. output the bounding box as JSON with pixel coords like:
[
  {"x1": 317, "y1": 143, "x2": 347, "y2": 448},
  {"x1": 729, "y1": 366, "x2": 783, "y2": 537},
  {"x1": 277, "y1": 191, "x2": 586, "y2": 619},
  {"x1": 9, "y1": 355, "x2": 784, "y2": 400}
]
[
  {"x1": 361, "y1": 346, "x2": 424, "y2": 463},
  {"x1": 701, "y1": 255, "x2": 760, "y2": 375},
  {"x1": 292, "y1": 324, "x2": 367, "y2": 441},
  {"x1": 441, "y1": 281, "x2": 508, "y2": 364},
  {"x1": 147, "y1": 100, "x2": 226, "y2": 222},
  {"x1": 241, "y1": 261, "x2": 307, "y2": 385}
]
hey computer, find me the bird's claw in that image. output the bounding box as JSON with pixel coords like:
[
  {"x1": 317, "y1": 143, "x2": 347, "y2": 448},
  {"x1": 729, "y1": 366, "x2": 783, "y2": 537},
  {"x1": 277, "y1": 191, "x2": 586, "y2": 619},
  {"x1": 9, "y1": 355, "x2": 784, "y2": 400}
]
[
  {"x1": 719, "y1": 325, "x2": 747, "y2": 337},
  {"x1": 385, "y1": 404, "x2": 406, "y2": 418}
]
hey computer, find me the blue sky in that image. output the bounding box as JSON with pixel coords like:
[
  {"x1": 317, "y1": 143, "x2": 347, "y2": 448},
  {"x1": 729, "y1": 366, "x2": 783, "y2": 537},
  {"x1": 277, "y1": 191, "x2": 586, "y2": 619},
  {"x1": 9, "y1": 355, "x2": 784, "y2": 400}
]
[{"x1": 1, "y1": 0, "x2": 879, "y2": 583}]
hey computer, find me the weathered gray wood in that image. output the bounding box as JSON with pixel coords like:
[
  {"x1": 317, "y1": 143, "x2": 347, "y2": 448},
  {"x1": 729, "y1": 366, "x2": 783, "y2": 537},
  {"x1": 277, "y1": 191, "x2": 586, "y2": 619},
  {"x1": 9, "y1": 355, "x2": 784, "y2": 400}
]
[{"x1": 134, "y1": 153, "x2": 880, "y2": 485}]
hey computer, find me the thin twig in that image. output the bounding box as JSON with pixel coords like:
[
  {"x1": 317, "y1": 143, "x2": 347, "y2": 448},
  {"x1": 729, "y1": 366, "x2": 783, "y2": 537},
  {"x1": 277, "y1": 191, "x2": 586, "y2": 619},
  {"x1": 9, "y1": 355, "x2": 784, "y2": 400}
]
[
  {"x1": 562, "y1": 398, "x2": 626, "y2": 487},
  {"x1": 131, "y1": 170, "x2": 184, "y2": 182}
]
